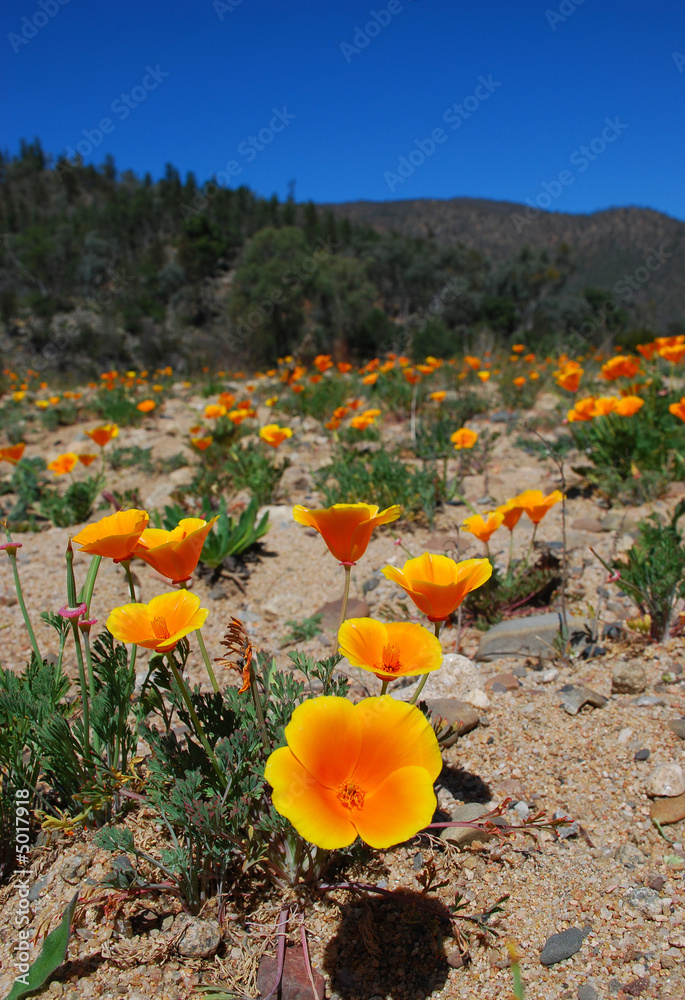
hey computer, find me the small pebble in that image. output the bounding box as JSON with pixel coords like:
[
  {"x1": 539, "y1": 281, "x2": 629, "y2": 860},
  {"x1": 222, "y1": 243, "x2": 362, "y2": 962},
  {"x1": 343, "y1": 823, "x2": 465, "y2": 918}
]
[{"x1": 634, "y1": 748, "x2": 650, "y2": 761}]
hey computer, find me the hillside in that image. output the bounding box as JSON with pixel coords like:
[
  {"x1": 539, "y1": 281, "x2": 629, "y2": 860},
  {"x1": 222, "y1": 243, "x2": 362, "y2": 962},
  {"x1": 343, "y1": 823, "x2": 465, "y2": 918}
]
[{"x1": 326, "y1": 198, "x2": 685, "y2": 326}]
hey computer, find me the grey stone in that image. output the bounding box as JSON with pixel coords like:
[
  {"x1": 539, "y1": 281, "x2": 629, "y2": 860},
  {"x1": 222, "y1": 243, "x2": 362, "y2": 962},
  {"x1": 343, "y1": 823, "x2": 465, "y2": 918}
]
[
  {"x1": 667, "y1": 719, "x2": 685, "y2": 739},
  {"x1": 624, "y1": 887, "x2": 662, "y2": 918},
  {"x1": 476, "y1": 612, "x2": 565, "y2": 661},
  {"x1": 424, "y1": 698, "x2": 480, "y2": 745},
  {"x1": 440, "y1": 803, "x2": 494, "y2": 846},
  {"x1": 577, "y1": 986, "x2": 599, "y2": 1000},
  {"x1": 634, "y1": 749, "x2": 650, "y2": 761},
  {"x1": 395, "y1": 654, "x2": 486, "y2": 706},
  {"x1": 632, "y1": 695, "x2": 665, "y2": 707},
  {"x1": 645, "y1": 762, "x2": 685, "y2": 798},
  {"x1": 28, "y1": 875, "x2": 49, "y2": 902},
  {"x1": 559, "y1": 684, "x2": 608, "y2": 716},
  {"x1": 176, "y1": 915, "x2": 221, "y2": 958},
  {"x1": 208, "y1": 585, "x2": 227, "y2": 600},
  {"x1": 611, "y1": 659, "x2": 647, "y2": 695},
  {"x1": 539, "y1": 926, "x2": 588, "y2": 965},
  {"x1": 571, "y1": 517, "x2": 606, "y2": 533},
  {"x1": 614, "y1": 843, "x2": 646, "y2": 868}
]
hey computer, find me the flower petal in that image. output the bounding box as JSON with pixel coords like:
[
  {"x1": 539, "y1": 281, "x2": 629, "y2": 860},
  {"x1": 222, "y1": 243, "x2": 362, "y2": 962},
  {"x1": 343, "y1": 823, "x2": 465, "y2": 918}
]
[
  {"x1": 264, "y1": 746, "x2": 357, "y2": 849},
  {"x1": 338, "y1": 618, "x2": 387, "y2": 667},
  {"x1": 353, "y1": 696, "x2": 442, "y2": 791},
  {"x1": 354, "y1": 766, "x2": 437, "y2": 849},
  {"x1": 284, "y1": 696, "x2": 362, "y2": 789}
]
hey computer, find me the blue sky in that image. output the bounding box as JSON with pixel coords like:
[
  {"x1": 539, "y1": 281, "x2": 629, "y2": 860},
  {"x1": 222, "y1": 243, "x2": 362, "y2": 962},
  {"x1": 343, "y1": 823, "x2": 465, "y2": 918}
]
[{"x1": 2, "y1": 0, "x2": 685, "y2": 218}]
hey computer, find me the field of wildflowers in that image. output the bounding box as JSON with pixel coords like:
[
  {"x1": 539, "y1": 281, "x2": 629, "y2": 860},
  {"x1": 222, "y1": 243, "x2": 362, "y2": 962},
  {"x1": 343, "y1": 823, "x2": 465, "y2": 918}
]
[{"x1": 1, "y1": 337, "x2": 685, "y2": 999}]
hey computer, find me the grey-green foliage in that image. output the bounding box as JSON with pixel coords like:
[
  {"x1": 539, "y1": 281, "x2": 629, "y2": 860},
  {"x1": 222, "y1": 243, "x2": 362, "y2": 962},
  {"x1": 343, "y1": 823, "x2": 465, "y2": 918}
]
[{"x1": 611, "y1": 499, "x2": 685, "y2": 641}]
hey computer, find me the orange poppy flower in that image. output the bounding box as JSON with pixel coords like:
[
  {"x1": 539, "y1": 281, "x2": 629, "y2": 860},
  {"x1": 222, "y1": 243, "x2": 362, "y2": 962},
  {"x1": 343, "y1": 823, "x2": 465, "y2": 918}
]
[
  {"x1": 217, "y1": 392, "x2": 236, "y2": 409},
  {"x1": 404, "y1": 370, "x2": 421, "y2": 385},
  {"x1": 477, "y1": 371, "x2": 490, "y2": 382},
  {"x1": 12, "y1": 391, "x2": 26, "y2": 402},
  {"x1": 265, "y1": 395, "x2": 278, "y2": 407},
  {"x1": 464, "y1": 356, "x2": 481, "y2": 371},
  {"x1": 309, "y1": 374, "x2": 322, "y2": 384},
  {"x1": 106, "y1": 589, "x2": 208, "y2": 653},
  {"x1": 513, "y1": 376, "x2": 526, "y2": 388},
  {"x1": 636, "y1": 342, "x2": 656, "y2": 361},
  {"x1": 333, "y1": 406, "x2": 349, "y2": 420},
  {"x1": 86, "y1": 424, "x2": 119, "y2": 448},
  {"x1": 204, "y1": 404, "x2": 227, "y2": 419},
  {"x1": 73, "y1": 509, "x2": 150, "y2": 562},
  {"x1": 592, "y1": 396, "x2": 617, "y2": 417},
  {"x1": 293, "y1": 502, "x2": 400, "y2": 565},
  {"x1": 497, "y1": 498, "x2": 524, "y2": 531},
  {"x1": 0, "y1": 443, "x2": 26, "y2": 464},
  {"x1": 601, "y1": 355, "x2": 640, "y2": 380},
  {"x1": 77, "y1": 453, "x2": 98, "y2": 467},
  {"x1": 554, "y1": 365, "x2": 583, "y2": 392},
  {"x1": 291, "y1": 384, "x2": 305, "y2": 394},
  {"x1": 259, "y1": 424, "x2": 293, "y2": 448},
  {"x1": 515, "y1": 489, "x2": 563, "y2": 524},
  {"x1": 567, "y1": 396, "x2": 596, "y2": 422},
  {"x1": 325, "y1": 418, "x2": 341, "y2": 430},
  {"x1": 524, "y1": 353, "x2": 536, "y2": 363},
  {"x1": 264, "y1": 695, "x2": 441, "y2": 849},
  {"x1": 362, "y1": 373, "x2": 379, "y2": 386},
  {"x1": 137, "y1": 399, "x2": 156, "y2": 413},
  {"x1": 614, "y1": 395, "x2": 644, "y2": 416},
  {"x1": 450, "y1": 428, "x2": 478, "y2": 450},
  {"x1": 462, "y1": 511, "x2": 504, "y2": 544},
  {"x1": 669, "y1": 400, "x2": 685, "y2": 422},
  {"x1": 382, "y1": 553, "x2": 492, "y2": 622},
  {"x1": 47, "y1": 452, "x2": 78, "y2": 476},
  {"x1": 134, "y1": 517, "x2": 219, "y2": 584},
  {"x1": 338, "y1": 618, "x2": 443, "y2": 682},
  {"x1": 337, "y1": 362, "x2": 353, "y2": 374},
  {"x1": 350, "y1": 415, "x2": 375, "y2": 431},
  {"x1": 511, "y1": 344, "x2": 525, "y2": 353},
  {"x1": 655, "y1": 335, "x2": 685, "y2": 349},
  {"x1": 529, "y1": 371, "x2": 540, "y2": 380},
  {"x1": 429, "y1": 391, "x2": 447, "y2": 402},
  {"x1": 659, "y1": 344, "x2": 685, "y2": 364},
  {"x1": 191, "y1": 435, "x2": 213, "y2": 450}
]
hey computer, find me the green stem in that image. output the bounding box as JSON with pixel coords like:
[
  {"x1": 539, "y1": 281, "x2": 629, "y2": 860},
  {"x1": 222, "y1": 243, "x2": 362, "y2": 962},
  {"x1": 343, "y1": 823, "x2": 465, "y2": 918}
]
[
  {"x1": 81, "y1": 629, "x2": 101, "y2": 756},
  {"x1": 195, "y1": 627, "x2": 219, "y2": 693},
  {"x1": 121, "y1": 561, "x2": 138, "y2": 678},
  {"x1": 5, "y1": 548, "x2": 42, "y2": 662},
  {"x1": 251, "y1": 652, "x2": 270, "y2": 754},
  {"x1": 166, "y1": 652, "x2": 227, "y2": 790},
  {"x1": 333, "y1": 564, "x2": 352, "y2": 653},
  {"x1": 410, "y1": 620, "x2": 441, "y2": 705},
  {"x1": 507, "y1": 529, "x2": 514, "y2": 578},
  {"x1": 380, "y1": 679, "x2": 389, "y2": 696},
  {"x1": 78, "y1": 554, "x2": 102, "y2": 613},
  {"x1": 70, "y1": 620, "x2": 93, "y2": 764}
]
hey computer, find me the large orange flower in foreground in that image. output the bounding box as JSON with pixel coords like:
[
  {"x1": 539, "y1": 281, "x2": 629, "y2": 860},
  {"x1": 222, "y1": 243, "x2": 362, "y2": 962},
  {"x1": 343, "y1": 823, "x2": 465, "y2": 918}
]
[
  {"x1": 73, "y1": 509, "x2": 150, "y2": 562},
  {"x1": 106, "y1": 589, "x2": 208, "y2": 653},
  {"x1": 382, "y1": 553, "x2": 492, "y2": 622},
  {"x1": 462, "y1": 511, "x2": 504, "y2": 544},
  {"x1": 659, "y1": 343, "x2": 685, "y2": 364},
  {"x1": 338, "y1": 618, "x2": 442, "y2": 682},
  {"x1": 515, "y1": 489, "x2": 563, "y2": 524},
  {"x1": 293, "y1": 503, "x2": 400, "y2": 565},
  {"x1": 669, "y1": 399, "x2": 685, "y2": 422},
  {"x1": 85, "y1": 423, "x2": 119, "y2": 448},
  {"x1": 0, "y1": 443, "x2": 26, "y2": 464},
  {"x1": 135, "y1": 517, "x2": 219, "y2": 584},
  {"x1": 264, "y1": 695, "x2": 441, "y2": 849}
]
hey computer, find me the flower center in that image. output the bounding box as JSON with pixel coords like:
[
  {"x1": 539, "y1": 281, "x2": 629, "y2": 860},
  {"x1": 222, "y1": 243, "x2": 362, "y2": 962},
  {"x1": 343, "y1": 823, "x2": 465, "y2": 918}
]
[
  {"x1": 378, "y1": 641, "x2": 402, "y2": 674},
  {"x1": 151, "y1": 616, "x2": 171, "y2": 640},
  {"x1": 337, "y1": 779, "x2": 366, "y2": 810}
]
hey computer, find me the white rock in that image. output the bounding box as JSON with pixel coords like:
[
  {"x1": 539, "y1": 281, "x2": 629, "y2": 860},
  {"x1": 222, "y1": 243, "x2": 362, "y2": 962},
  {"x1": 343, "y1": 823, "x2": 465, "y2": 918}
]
[
  {"x1": 394, "y1": 654, "x2": 484, "y2": 703},
  {"x1": 646, "y1": 762, "x2": 685, "y2": 798}
]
